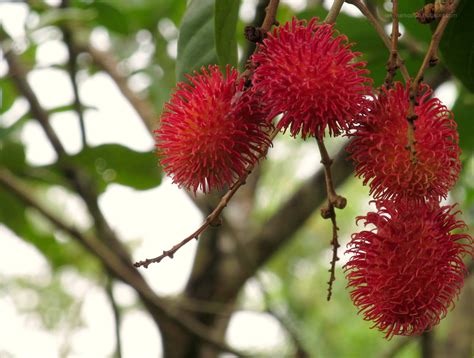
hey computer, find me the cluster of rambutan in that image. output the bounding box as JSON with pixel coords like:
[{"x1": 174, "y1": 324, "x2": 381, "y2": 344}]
[
  {"x1": 345, "y1": 82, "x2": 473, "y2": 338},
  {"x1": 156, "y1": 18, "x2": 372, "y2": 193},
  {"x1": 155, "y1": 17, "x2": 473, "y2": 338}
]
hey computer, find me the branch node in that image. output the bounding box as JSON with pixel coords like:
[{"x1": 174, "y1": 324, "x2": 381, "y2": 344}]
[
  {"x1": 320, "y1": 205, "x2": 333, "y2": 219},
  {"x1": 429, "y1": 56, "x2": 439, "y2": 67},
  {"x1": 244, "y1": 25, "x2": 266, "y2": 43},
  {"x1": 332, "y1": 195, "x2": 347, "y2": 209}
]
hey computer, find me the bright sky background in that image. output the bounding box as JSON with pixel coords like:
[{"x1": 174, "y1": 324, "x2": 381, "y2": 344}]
[{"x1": 0, "y1": 0, "x2": 458, "y2": 357}]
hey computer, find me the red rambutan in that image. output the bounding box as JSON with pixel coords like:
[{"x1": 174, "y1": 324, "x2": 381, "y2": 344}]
[
  {"x1": 155, "y1": 66, "x2": 271, "y2": 193},
  {"x1": 250, "y1": 17, "x2": 372, "y2": 139},
  {"x1": 344, "y1": 201, "x2": 473, "y2": 339},
  {"x1": 347, "y1": 82, "x2": 461, "y2": 203}
]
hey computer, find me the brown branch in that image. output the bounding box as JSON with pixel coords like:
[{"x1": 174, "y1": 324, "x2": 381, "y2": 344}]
[
  {"x1": 0, "y1": 168, "x2": 247, "y2": 357},
  {"x1": 134, "y1": 128, "x2": 279, "y2": 268},
  {"x1": 260, "y1": 0, "x2": 280, "y2": 32},
  {"x1": 325, "y1": 0, "x2": 346, "y2": 24},
  {"x1": 316, "y1": 139, "x2": 346, "y2": 301},
  {"x1": 406, "y1": 0, "x2": 460, "y2": 159},
  {"x1": 346, "y1": 0, "x2": 410, "y2": 82},
  {"x1": 384, "y1": 0, "x2": 400, "y2": 87}
]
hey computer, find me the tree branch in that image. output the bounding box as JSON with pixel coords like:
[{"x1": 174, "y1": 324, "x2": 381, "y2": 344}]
[
  {"x1": 326, "y1": 0, "x2": 346, "y2": 24},
  {"x1": 0, "y1": 168, "x2": 247, "y2": 357},
  {"x1": 384, "y1": 0, "x2": 400, "y2": 87}
]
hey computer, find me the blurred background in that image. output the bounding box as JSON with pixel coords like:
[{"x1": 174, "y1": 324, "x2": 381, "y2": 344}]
[{"x1": 0, "y1": 0, "x2": 472, "y2": 357}]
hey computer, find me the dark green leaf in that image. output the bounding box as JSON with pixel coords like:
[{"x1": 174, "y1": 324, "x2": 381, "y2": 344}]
[
  {"x1": 85, "y1": 2, "x2": 130, "y2": 35},
  {"x1": 176, "y1": 0, "x2": 218, "y2": 82},
  {"x1": 215, "y1": 0, "x2": 240, "y2": 68},
  {"x1": 0, "y1": 140, "x2": 26, "y2": 173}
]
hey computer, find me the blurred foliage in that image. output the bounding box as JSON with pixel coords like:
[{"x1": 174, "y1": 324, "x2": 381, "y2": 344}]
[{"x1": 0, "y1": 0, "x2": 473, "y2": 357}]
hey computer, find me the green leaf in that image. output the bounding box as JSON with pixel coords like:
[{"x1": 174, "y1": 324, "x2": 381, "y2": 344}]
[
  {"x1": 46, "y1": 144, "x2": 161, "y2": 193},
  {"x1": 452, "y1": 87, "x2": 474, "y2": 152},
  {"x1": 85, "y1": 2, "x2": 130, "y2": 35},
  {"x1": 435, "y1": 0, "x2": 474, "y2": 91},
  {"x1": 0, "y1": 78, "x2": 18, "y2": 114},
  {"x1": 0, "y1": 140, "x2": 26, "y2": 173},
  {"x1": 176, "y1": 0, "x2": 218, "y2": 82},
  {"x1": 215, "y1": 0, "x2": 240, "y2": 68}
]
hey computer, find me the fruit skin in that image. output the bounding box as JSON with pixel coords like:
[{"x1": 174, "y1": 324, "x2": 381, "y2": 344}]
[
  {"x1": 347, "y1": 82, "x2": 461, "y2": 203},
  {"x1": 251, "y1": 17, "x2": 372, "y2": 139},
  {"x1": 344, "y1": 200, "x2": 473, "y2": 339},
  {"x1": 155, "y1": 65, "x2": 271, "y2": 193}
]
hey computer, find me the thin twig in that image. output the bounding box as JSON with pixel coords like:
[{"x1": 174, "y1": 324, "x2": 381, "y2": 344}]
[
  {"x1": 384, "y1": 0, "x2": 399, "y2": 87},
  {"x1": 325, "y1": 0, "x2": 346, "y2": 24},
  {"x1": 346, "y1": 0, "x2": 410, "y2": 81},
  {"x1": 0, "y1": 168, "x2": 247, "y2": 357},
  {"x1": 106, "y1": 278, "x2": 123, "y2": 358},
  {"x1": 134, "y1": 128, "x2": 279, "y2": 268},
  {"x1": 406, "y1": 0, "x2": 460, "y2": 158},
  {"x1": 60, "y1": 0, "x2": 87, "y2": 147},
  {"x1": 316, "y1": 139, "x2": 345, "y2": 301}
]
